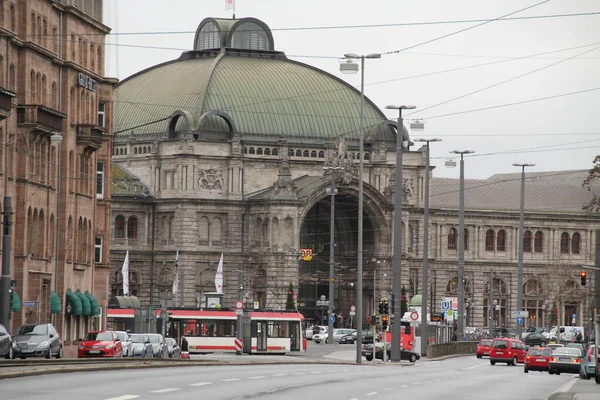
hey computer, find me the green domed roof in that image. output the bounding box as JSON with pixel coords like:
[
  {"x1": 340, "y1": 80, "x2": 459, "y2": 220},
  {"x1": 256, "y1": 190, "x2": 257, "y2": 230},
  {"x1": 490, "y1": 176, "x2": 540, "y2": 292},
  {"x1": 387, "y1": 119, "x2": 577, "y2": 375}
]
[
  {"x1": 114, "y1": 17, "x2": 395, "y2": 143},
  {"x1": 409, "y1": 294, "x2": 422, "y2": 306}
]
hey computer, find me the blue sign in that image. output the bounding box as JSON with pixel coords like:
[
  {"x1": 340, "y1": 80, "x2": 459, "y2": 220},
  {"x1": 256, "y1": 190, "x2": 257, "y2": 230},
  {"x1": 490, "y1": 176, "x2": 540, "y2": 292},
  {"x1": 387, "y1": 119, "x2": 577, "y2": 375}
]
[
  {"x1": 329, "y1": 315, "x2": 335, "y2": 323},
  {"x1": 441, "y1": 301, "x2": 450, "y2": 311},
  {"x1": 516, "y1": 317, "x2": 524, "y2": 326}
]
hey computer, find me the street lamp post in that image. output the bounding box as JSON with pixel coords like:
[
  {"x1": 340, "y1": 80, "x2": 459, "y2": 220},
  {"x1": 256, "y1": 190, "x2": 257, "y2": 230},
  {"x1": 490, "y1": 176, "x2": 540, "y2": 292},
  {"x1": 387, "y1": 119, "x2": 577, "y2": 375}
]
[
  {"x1": 324, "y1": 166, "x2": 344, "y2": 344},
  {"x1": 50, "y1": 133, "x2": 63, "y2": 326},
  {"x1": 341, "y1": 52, "x2": 381, "y2": 364},
  {"x1": 451, "y1": 150, "x2": 475, "y2": 341},
  {"x1": 386, "y1": 104, "x2": 415, "y2": 362},
  {"x1": 414, "y1": 138, "x2": 441, "y2": 356},
  {"x1": 513, "y1": 163, "x2": 535, "y2": 340}
]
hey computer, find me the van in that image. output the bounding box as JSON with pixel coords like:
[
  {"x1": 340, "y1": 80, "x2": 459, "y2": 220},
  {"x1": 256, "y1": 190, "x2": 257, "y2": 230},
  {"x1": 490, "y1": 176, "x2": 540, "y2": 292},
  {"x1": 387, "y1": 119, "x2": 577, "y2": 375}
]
[
  {"x1": 489, "y1": 338, "x2": 528, "y2": 366},
  {"x1": 546, "y1": 326, "x2": 584, "y2": 342}
]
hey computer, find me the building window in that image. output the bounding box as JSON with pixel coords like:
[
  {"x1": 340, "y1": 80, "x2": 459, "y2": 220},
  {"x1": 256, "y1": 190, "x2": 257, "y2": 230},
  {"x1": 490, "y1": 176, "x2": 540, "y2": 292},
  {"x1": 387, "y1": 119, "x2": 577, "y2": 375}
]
[
  {"x1": 485, "y1": 229, "x2": 494, "y2": 251},
  {"x1": 94, "y1": 237, "x2": 102, "y2": 263},
  {"x1": 571, "y1": 232, "x2": 580, "y2": 254},
  {"x1": 96, "y1": 162, "x2": 104, "y2": 198},
  {"x1": 98, "y1": 102, "x2": 106, "y2": 128},
  {"x1": 523, "y1": 230, "x2": 532, "y2": 253},
  {"x1": 114, "y1": 215, "x2": 125, "y2": 238},
  {"x1": 534, "y1": 231, "x2": 543, "y2": 253},
  {"x1": 463, "y1": 228, "x2": 469, "y2": 251},
  {"x1": 497, "y1": 230, "x2": 506, "y2": 252},
  {"x1": 560, "y1": 232, "x2": 570, "y2": 254},
  {"x1": 447, "y1": 228, "x2": 457, "y2": 249},
  {"x1": 127, "y1": 216, "x2": 138, "y2": 239}
]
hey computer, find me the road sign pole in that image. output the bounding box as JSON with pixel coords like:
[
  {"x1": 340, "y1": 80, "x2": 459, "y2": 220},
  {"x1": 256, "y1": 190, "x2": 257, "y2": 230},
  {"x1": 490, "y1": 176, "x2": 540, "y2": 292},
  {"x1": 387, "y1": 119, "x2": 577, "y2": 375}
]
[{"x1": 236, "y1": 270, "x2": 243, "y2": 355}]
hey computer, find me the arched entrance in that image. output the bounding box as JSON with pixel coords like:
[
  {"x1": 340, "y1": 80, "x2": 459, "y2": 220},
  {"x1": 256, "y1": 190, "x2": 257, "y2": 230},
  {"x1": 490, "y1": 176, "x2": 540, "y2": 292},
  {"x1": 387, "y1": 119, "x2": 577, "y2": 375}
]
[{"x1": 296, "y1": 184, "x2": 388, "y2": 327}]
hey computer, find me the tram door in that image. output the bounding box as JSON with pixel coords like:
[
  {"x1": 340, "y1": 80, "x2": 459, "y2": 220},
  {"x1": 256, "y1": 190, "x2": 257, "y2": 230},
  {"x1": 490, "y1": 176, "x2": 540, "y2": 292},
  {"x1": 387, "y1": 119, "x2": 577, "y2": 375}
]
[
  {"x1": 252, "y1": 321, "x2": 268, "y2": 352},
  {"x1": 290, "y1": 321, "x2": 301, "y2": 351}
]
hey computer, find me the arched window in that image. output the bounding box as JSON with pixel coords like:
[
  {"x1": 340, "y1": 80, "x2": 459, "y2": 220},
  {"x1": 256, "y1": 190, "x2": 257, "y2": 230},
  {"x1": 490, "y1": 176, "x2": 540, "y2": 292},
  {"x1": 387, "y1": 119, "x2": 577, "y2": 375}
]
[
  {"x1": 288, "y1": 149, "x2": 294, "y2": 157},
  {"x1": 127, "y1": 216, "x2": 138, "y2": 239},
  {"x1": 447, "y1": 228, "x2": 457, "y2": 249},
  {"x1": 295, "y1": 150, "x2": 301, "y2": 157},
  {"x1": 249, "y1": 147, "x2": 255, "y2": 154},
  {"x1": 318, "y1": 151, "x2": 325, "y2": 158},
  {"x1": 272, "y1": 148, "x2": 278, "y2": 156},
  {"x1": 485, "y1": 229, "x2": 494, "y2": 251},
  {"x1": 571, "y1": 232, "x2": 580, "y2": 255},
  {"x1": 523, "y1": 230, "x2": 532, "y2": 253},
  {"x1": 464, "y1": 228, "x2": 469, "y2": 250},
  {"x1": 243, "y1": 147, "x2": 248, "y2": 154},
  {"x1": 114, "y1": 215, "x2": 125, "y2": 238},
  {"x1": 497, "y1": 230, "x2": 506, "y2": 252},
  {"x1": 256, "y1": 148, "x2": 263, "y2": 155},
  {"x1": 264, "y1": 148, "x2": 271, "y2": 156},
  {"x1": 311, "y1": 150, "x2": 317, "y2": 158},
  {"x1": 534, "y1": 231, "x2": 543, "y2": 253},
  {"x1": 560, "y1": 232, "x2": 570, "y2": 254},
  {"x1": 303, "y1": 150, "x2": 309, "y2": 157}
]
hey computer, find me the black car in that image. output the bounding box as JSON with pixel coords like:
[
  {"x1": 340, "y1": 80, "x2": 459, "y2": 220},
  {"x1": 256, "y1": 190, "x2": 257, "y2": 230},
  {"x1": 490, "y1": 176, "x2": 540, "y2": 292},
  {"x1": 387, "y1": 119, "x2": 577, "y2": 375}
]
[
  {"x1": 11, "y1": 323, "x2": 62, "y2": 359},
  {"x1": 524, "y1": 332, "x2": 547, "y2": 347},
  {"x1": 339, "y1": 331, "x2": 377, "y2": 344},
  {"x1": 0, "y1": 324, "x2": 12, "y2": 359},
  {"x1": 362, "y1": 342, "x2": 420, "y2": 363}
]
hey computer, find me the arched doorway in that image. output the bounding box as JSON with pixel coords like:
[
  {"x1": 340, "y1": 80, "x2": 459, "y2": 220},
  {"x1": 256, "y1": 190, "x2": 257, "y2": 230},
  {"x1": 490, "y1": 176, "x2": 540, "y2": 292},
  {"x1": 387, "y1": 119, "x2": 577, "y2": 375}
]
[
  {"x1": 297, "y1": 186, "x2": 387, "y2": 326},
  {"x1": 444, "y1": 276, "x2": 472, "y2": 326},
  {"x1": 523, "y1": 279, "x2": 546, "y2": 327},
  {"x1": 483, "y1": 275, "x2": 509, "y2": 328},
  {"x1": 559, "y1": 280, "x2": 582, "y2": 326}
]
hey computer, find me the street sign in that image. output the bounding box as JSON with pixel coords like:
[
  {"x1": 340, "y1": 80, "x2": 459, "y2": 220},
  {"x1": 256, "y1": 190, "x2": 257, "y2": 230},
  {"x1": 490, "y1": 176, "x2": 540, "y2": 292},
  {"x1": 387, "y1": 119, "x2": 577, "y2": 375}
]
[
  {"x1": 441, "y1": 301, "x2": 450, "y2": 311},
  {"x1": 349, "y1": 311, "x2": 355, "y2": 316},
  {"x1": 410, "y1": 311, "x2": 419, "y2": 321},
  {"x1": 511, "y1": 311, "x2": 529, "y2": 318},
  {"x1": 23, "y1": 301, "x2": 36, "y2": 307},
  {"x1": 329, "y1": 315, "x2": 335, "y2": 323},
  {"x1": 300, "y1": 248, "x2": 313, "y2": 261},
  {"x1": 234, "y1": 300, "x2": 244, "y2": 310},
  {"x1": 516, "y1": 317, "x2": 524, "y2": 326},
  {"x1": 235, "y1": 309, "x2": 243, "y2": 316},
  {"x1": 350, "y1": 305, "x2": 356, "y2": 312}
]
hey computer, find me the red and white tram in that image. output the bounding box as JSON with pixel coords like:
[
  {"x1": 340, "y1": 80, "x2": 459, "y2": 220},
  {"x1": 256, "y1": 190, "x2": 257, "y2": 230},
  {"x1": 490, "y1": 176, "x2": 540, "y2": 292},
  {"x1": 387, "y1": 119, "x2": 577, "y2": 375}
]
[{"x1": 163, "y1": 309, "x2": 306, "y2": 354}]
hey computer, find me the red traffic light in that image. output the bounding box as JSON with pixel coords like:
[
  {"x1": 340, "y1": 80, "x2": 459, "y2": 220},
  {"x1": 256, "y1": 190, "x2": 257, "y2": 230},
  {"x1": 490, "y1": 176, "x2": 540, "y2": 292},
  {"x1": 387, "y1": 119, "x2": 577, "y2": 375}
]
[
  {"x1": 580, "y1": 271, "x2": 587, "y2": 286},
  {"x1": 580, "y1": 271, "x2": 586, "y2": 277}
]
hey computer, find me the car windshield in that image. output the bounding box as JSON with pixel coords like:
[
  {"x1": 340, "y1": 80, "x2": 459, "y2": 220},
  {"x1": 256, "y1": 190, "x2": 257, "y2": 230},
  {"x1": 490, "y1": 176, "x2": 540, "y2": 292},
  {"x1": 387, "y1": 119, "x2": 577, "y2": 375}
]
[
  {"x1": 115, "y1": 332, "x2": 128, "y2": 342},
  {"x1": 528, "y1": 348, "x2": 552, "y2": 356},
  {"x1": 130, "y1": 335, "x2": 147, "y2": 344},
  {"x1": 85, "y1": 332, "x2": 113, "y2": 341},
  {"x1": 492, "y1": 340, "x2": 509, "y2": 349},
  {"x1": 148, "y1": 335, "x2": 160, "y2": 344},
  {"x1": 16, "y1": 324, "x2": 48, "y2": 336},
  {"x1": 553, "y1": 348, "x2": 581, "y2": 356}
]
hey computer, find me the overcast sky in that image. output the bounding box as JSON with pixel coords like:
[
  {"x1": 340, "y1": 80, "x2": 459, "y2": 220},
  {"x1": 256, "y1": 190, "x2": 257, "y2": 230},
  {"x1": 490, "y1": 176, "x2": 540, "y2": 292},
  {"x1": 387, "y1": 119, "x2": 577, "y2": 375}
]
[{"x1": 103, "y1": 0, "x2": 599, "y2": 179}]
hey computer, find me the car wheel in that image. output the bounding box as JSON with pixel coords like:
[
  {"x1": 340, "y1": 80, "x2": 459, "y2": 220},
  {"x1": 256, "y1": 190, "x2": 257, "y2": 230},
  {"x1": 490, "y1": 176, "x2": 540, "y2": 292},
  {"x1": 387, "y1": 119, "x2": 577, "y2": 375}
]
[
  {"x1": 548, "y1": 369, "x2": 554, "y2": 375},
  {"x1": 476, "y1": 355, "x2": 482, "y2": 359},
  {"x1": 409, "y1": 354, "x2": 417, "y2": 363},
  {"x1": 365, "y1": 355, "x2": 373, "y2": 361},
  {"x1": 325, "y1": 338, "x2": 328, "y2": 344},
  {"x1": 524, "y1": 368, "x2": 528, "y2": 373},
  {"x1": 595, "y1": 372, "x2": 600, "y2": 384},
  {"x1": 490, "y1": 360, "x2": 496, "y2": 365},
  {"x1": 55, "y1": 346, "x2": 62, "y2": 359},
  {"x1": 511, "y1": 357, "x2": 517, "y2": 366}
]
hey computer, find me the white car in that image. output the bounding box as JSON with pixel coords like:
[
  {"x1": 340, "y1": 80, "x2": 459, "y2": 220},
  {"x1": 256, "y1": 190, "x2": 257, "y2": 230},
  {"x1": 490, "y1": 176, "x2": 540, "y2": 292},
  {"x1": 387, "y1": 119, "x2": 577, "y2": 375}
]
[
  {"x1": 314, "y1": 328, "x2": 357, "y2": 344},
  {"x1": 306, "y1": 325, "x2": 327, "y2": 341},
  {"x1": 312, "y1": 330, "x2": 328, "y2": 343},
  {"x1": 114, "y1": 331, "x2": 133, "y2": 357}
]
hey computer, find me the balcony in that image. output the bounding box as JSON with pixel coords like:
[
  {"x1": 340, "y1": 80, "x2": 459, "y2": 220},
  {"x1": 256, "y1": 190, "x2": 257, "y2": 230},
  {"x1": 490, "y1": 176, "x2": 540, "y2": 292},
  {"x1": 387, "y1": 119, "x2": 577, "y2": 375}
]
[
  {"x1": 76, "y1": 124, "x2": 105, "y2": 151},
  {"x1": 0, "y1": 88, "x2": 15, "y2": 119},
  {"x1": 17, "y1": 104, "x2": 66, "y2": 132}
]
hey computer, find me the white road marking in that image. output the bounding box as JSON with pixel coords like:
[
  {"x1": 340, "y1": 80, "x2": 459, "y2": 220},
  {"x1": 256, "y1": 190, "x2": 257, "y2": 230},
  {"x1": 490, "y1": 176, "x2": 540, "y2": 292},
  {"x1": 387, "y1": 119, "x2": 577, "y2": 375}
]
[
  {"x1": 366, "y1": 392, "x2": 378, "y2": 396},
  {"x1": 249, "y1": 376, "x2": 266, "y2": 379},
  {"x1": 293, "y1": 372, "x2": 306, "y2": 375},
  {"x1": 272, "y1": 373, "x2": 287, "y2": 377},
  {"x1": 189, "y1": 382, "x2": 213, "y2": 387},
  {"x1": 310, "y1": 371, "x2": 321, "y2": 374},
  {"x1": 413, "y1": 382, "x2": 421, "y2": 385},
  {"x1": 400, "y1": 384, "x2": 409, "y2": 388},
  {"x1": 105, "y1": 396, "x2": 140, "y2": 400},
  {"x1": 150, "y1": 388, "x2": 179, "y2": 394},
  {"x1": 221, "y1": 378, "x2": 241, "y2": 382},
  {"x1": 550, "y1": 376, "x2": 578, "y2": 395},
  {"x1": 385, "y1": 388, "x2": 395, "y2": 391}
]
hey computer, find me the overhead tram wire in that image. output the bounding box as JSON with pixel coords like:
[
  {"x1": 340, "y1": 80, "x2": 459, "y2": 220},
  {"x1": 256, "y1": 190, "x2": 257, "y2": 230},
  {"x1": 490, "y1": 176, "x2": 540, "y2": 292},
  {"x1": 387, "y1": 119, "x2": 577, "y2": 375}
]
[{"x1": 382, "y1": 0, "x2": 552, "y2": 55}]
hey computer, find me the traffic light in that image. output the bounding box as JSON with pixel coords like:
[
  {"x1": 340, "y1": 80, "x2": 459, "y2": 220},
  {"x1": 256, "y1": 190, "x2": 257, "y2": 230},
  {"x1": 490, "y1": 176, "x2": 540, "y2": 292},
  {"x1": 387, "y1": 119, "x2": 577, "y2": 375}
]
[
  {"x1": 580, "y1": 271, "x2": 587, "y2": 286},
  {"x1": 376, "y1": 315, "x2": 383, "y2": 326},
  {"x1": 382, "y1": 300, "x2": 389, "y2": 315},
  {"x1": 371, "y1": 314, "x2": 377, "y2": 326},
  {"x1": 382, "y1": 315, "x2": 389, "y2": 330},
  {"x1": 9, "y1": 288, "x2": 13, "y2": 305},
  {"x1": 378, "y1": 300, "x2": 384, "y2": 314}
]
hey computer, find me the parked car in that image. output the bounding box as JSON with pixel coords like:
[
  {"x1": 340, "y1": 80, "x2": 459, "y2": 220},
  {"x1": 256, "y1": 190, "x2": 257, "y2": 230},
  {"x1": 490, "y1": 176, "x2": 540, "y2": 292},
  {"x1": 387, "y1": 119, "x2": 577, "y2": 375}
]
[
  {"x1": 312, "y1": 330, "x2": 328, "y2": 344},
  {"x1": 524, "y1": 333, "x2": 547, "y2": 347},
  {"x1": 362, "y1": 342, "x2": 420, "y2": 363},
  {"x1": 78, "y1": 331, "x2": 123, "y2": 358},
  {"x1": 129, "y1": 334, "x2": 153, "y2": 357},
  {"x1": 492, "y1": 327, "x2": 510, "y2": 338},
  {"x1": 489, "y1": 338, "x2": 527, "y2": 366},
  {"x1": 307, "y1": 326, "x2": 326, "y2": 341},
  {"x1": 316, "y1": 328, "x2": 356, "y2": 344},
  {"x1": 0, "y1": 324, "x2": 12, "y2": 359},
  {"x1": 524, "y1": 347, "x2": 553, "y2": 373},
  {"x1": 549, "y1": 347, "x2": 582, "y2": 375},
  {"x1": 114, "y1": 331, "x2": 133, "y2": 357},
  {"x1": 476, "y1": 339, "x2": 492, "y2": 358},
  {"x1": 165, "y1": 338, "x2": 181, "y2": 358},
  {"x1": 579, "y1": 345, "x2": 596, "y2": 380},
  {"x1": 147, "y1": 333, "x2": 168, "y2": 358},
  {"x1": 547, "y1": 343, "x2": 564, "y2": 351},
  {"x1": 522, "y1": 327, "x2": 546, "y2": 340},
  {"x1": 11, "y1": 323, "x2": 62, "y2": 359},
  {"x1": 339, "y1": 330, "x2": 377, "y2": 344}
]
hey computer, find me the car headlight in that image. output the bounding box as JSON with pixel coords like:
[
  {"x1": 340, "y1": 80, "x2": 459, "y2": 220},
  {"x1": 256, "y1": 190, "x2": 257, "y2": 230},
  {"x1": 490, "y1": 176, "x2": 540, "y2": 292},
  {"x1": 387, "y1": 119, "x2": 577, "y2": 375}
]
[
  {"x1": 38, "y1": 341, "x2": 50, "y2": 348},
  {"x1": 79, "y1": 344, "x2": 85, "y2": 350},
  {"x1": 106, "y1": 344, "x2": 113, "y2": 350}
]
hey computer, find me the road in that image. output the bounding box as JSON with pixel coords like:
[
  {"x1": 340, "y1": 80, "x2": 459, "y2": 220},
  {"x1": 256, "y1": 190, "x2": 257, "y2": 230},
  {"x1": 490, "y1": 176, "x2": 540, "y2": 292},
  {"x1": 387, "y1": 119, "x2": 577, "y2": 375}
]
[{"x1": 2, "y1": 354, "x2": 597, "y2": 400}]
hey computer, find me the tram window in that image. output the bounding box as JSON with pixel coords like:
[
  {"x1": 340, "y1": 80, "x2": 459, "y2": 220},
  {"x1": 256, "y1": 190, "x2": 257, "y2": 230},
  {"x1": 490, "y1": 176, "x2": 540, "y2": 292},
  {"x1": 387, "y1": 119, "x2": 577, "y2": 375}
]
[{"x1": 267, "y1": 321, "x2": 289, "y2": 338}]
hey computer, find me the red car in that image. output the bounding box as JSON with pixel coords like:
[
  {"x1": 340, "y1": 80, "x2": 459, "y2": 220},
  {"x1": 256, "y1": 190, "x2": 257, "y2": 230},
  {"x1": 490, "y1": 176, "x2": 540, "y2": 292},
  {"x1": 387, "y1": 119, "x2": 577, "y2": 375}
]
[
  {"x1": 476, "y1": 339, "x2": 492, "y2": 358},
  {"x1": 78, "y1": 330, "x2": 123, "y2": 358},
  {"x1": 489, "y1": 338, "x2": 528, "y2": 366},
  {"x1": 524, "y1": 347, "x2": 552, "y2": 373}
]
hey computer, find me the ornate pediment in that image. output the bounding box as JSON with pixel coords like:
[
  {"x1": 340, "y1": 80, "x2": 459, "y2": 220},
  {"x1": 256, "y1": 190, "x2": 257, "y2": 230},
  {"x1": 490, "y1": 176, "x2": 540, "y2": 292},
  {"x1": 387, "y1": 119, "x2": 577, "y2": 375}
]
[{"x1": 272, "y1": 160, "x2": 298, "y2": 197}]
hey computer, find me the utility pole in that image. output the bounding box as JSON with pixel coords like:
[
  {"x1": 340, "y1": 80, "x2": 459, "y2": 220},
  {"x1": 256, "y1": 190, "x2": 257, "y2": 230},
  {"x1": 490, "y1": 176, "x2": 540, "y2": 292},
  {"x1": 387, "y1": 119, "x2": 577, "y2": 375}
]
[
  {"x1": 324, "y1": 166, "x2": 342, "y2": 345},
  {"x1": 489, "y1": 268, "x2": 494, "y2": 339},
  {"x1": 236, "y1": 269, "x2": 243, "y2": 355},
  {"x1": 0, "y1": 197, "x2": 12, "y2": 330}
]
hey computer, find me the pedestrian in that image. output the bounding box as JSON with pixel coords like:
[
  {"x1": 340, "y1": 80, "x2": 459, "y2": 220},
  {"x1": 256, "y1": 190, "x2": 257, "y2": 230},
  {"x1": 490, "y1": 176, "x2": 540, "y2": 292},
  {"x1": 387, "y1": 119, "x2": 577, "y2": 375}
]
[{"x1": 575, "y1": 331, "x2": 583, "y2": 343}]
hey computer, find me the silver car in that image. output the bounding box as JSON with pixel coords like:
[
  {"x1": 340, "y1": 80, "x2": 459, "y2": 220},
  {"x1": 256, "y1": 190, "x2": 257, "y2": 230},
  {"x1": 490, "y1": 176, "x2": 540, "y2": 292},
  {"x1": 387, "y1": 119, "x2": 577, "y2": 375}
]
[
  {"x1": 165, "y1": 338, "x2": 181, "y2": 359},
  {"x1": 129, "y1": 334, "x2": 153, "y2": 358},
  {"x1": 147, "y1": 334, "x2": 168, "y2": 358},
  {"x1": 114, "y1": 331, "x2": 133, "y2": 357}
]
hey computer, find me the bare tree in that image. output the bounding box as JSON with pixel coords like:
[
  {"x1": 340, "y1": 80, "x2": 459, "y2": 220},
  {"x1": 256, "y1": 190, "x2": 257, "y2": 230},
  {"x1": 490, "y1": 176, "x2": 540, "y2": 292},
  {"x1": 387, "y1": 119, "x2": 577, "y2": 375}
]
[{"x1": 583, "y1": 155, "x2": 600, "y2": 212}]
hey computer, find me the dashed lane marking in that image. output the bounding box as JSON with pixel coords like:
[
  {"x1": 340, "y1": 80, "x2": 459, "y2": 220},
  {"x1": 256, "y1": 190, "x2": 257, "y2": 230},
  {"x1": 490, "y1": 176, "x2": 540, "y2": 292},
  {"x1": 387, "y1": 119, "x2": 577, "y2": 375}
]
[
  {"x1": 366, "y1": 392, "x2": 378, "y2": 396},
  {"x1": 189, "y1": 382, "x2": 213, "y2": 387},
  {"x1": 221, "y1": 378, "x2": 241, "y2": 382},
  {"x1": 385, "y1": 388, "x2": 395, "y2": 391},
  {"x1": 105, "y1": 396, "x2": 140, "y2": 400},
  {"x1": 310, "y1": 371, "x2": 321, "y2": 374},
  {"x1": 293, "y1": 372, "x2": 306, "y2": 375},
  {"x1": 400, "y1": 385, "x2": 409, "y2": 388},
  {"x1": 248, "y1": 376, "x2": 266, "y2": 379},
  {"x1": 150, "y1": 388, "x2": 179, "y2": 394},
  {"x1": 272, "y1": 373, "x2": 287, "y2": 377}
]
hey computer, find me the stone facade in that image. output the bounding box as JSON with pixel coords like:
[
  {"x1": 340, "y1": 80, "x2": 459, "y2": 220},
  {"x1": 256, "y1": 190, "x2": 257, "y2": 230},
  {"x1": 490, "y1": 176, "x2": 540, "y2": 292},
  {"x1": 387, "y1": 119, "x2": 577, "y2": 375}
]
[{"x1": 0, "y1": 0, "x2": 115, "y2": 357}]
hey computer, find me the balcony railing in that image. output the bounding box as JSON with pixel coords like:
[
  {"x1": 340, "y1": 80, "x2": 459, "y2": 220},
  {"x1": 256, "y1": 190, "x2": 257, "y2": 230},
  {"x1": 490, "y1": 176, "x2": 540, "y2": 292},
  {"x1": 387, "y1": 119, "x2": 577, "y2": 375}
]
[
  {"x1": 0, "y1": 88, "x2": 15, "y2": 119},
  {"x1": 76, "y1": 123, "x2": 105, "y2": 150},
  {"x1": 17, "y1": 104, "x2": 66, "y2": 132}
]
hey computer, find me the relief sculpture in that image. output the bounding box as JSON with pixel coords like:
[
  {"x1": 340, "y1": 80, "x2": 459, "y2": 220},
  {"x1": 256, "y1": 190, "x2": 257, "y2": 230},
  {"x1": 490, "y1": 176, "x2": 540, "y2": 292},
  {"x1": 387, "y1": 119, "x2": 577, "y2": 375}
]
[{"x1": 198, "y1": 168, "x2": 224, "y2": 190}]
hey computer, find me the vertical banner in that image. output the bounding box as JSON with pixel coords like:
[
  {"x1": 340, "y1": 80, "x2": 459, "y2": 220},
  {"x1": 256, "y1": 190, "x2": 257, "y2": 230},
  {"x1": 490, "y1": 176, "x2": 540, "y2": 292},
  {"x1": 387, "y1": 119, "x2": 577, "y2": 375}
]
[
  {"x1": 215, "y1": 252, "x2": 224, "y2": 294},
  {"x1": 121, "y1": 250, "x2": 129, "y2": 295},
  {"x1": 172, "y1": 250, "x2": 179, "y2": 296}
]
